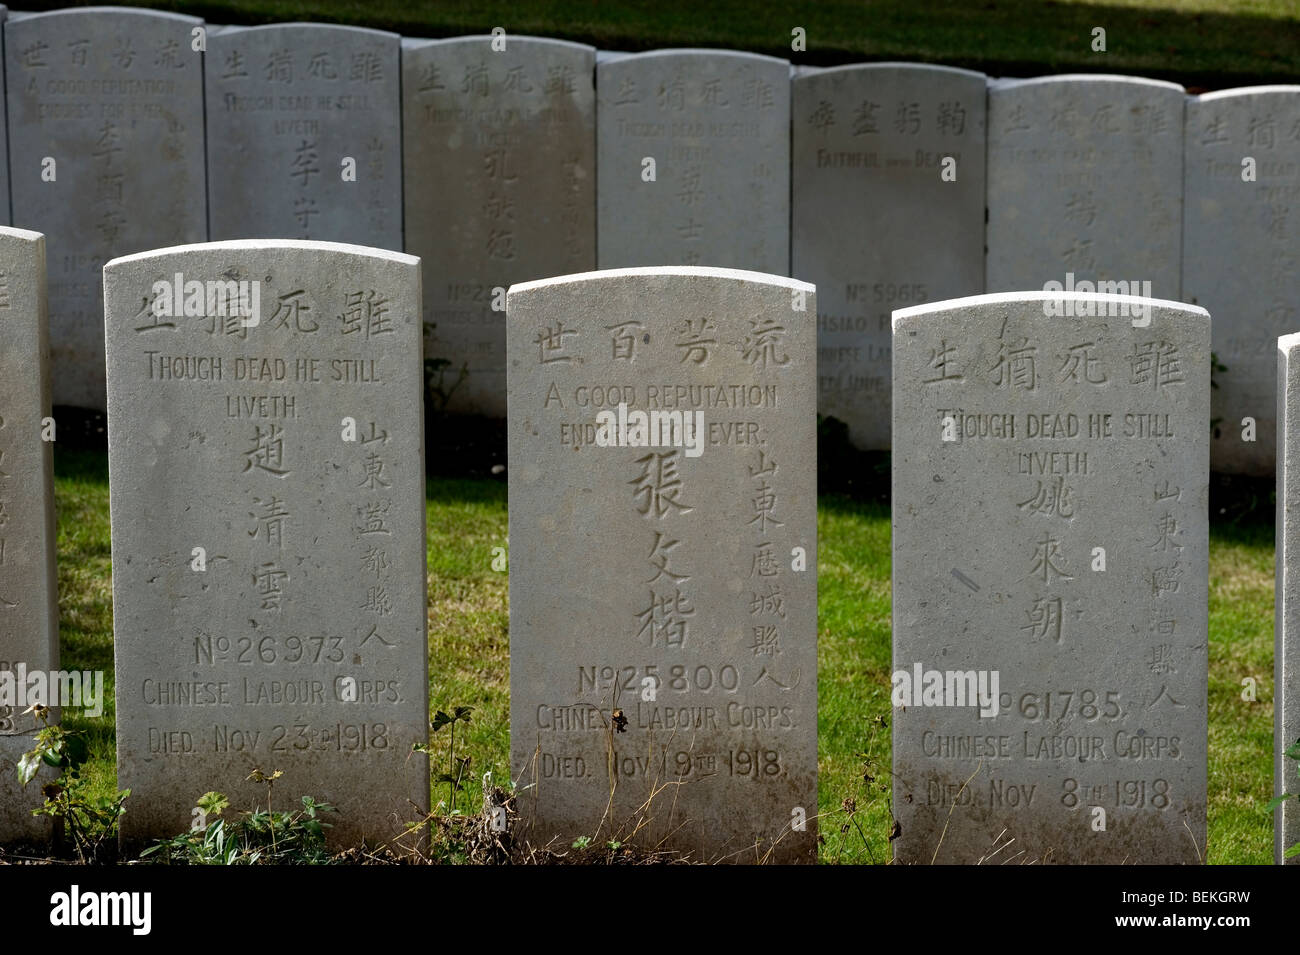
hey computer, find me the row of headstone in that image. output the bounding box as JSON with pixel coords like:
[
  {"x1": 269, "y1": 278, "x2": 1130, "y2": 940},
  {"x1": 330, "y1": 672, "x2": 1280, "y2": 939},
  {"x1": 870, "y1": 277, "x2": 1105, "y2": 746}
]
[
  {"x1": 1, "y1": 7, "x2": 1294, "y2": 478},
  {"x1": 2, "y1": 225, "x2": 1296, "y2": 862}
]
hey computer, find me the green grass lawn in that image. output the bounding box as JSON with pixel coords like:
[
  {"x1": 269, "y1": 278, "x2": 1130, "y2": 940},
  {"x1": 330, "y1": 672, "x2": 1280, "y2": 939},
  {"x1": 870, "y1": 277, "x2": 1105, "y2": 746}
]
[
  {"x1": 15, "y1": 0, "x2": 1300, "y2": 86},
  {"x1": 47, "y1": 446, "x2": 1276, "y2": 863}
]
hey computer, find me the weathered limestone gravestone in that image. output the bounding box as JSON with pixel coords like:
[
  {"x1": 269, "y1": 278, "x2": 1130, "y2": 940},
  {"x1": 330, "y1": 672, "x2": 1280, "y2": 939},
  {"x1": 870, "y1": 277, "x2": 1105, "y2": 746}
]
[
  {"x1": 105, "y1": 239, "x2": 428, "y2": 850},
  {"x1": 792, "y1": 63, "x2": 986, "y2": 450},
  {"x1": 596, "y1": 51, "x2": 790, "y2": 274},
  {"x1": 1275, "y1": 331, "x2": 1300, "y2": 864},
  {"x1": 5, "y1": 8, "x2": 208, "y2": 410},
  {"x1": 508, "y1": 267, "x2": 817, "y2": 863},
  {"x1": 986, "y1": 76, "x2": 1184, "y2": 300},
  {"x1": 1185, "y1": 87, "x2": 1300, "y2": 477},
  {"x1": 207, "y1": 24, "x2": 402, "y2": 250},
  {"x1": 402, "y1": 35, "x2": 595, "y2": 419},
  {"x1": 892, "y1": 291, "x2": 1208, "y2": 864},
  {"x1": 0, "y1": 227, "x2": 56, "y2": 846}
]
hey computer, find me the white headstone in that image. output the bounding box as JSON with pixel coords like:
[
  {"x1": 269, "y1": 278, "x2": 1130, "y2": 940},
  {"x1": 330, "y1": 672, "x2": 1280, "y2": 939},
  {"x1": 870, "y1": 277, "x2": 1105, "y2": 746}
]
[
  {"x1": 597, "y1": 50, "x2": 790, "y2": 274},
  {"x1": 5, "y1": 8, "x2": 208, "y2": 410},
  {"x1": 893, "y1": 291, "x2": 1209, "y2": 864},
  {"x1": 402, "y1": 35, "x2": 595, "y2": 419},
  {"x1": 206, "y1": 24, "x2": 402, "y2": 250},
  {"x1": 508, "y1": 266, "x2": 817, "y2": 863},
  {"x1": 1275, "y1": 331, "x2": 1300, "y2": 864},
  {"x1": 986, "y1": 76, "x2": 1184, "y2": 300},
  {"x1": 0, "y1": 227, "x2": 56, "y2": 846},
  {"x1": 105, "y1": 239, "x2": 428, "y2": 851},
  {"x1": 1185, "y1": 86, "x2": 1300, "y2": 476},
  {"x1": 792, "y1": 63, "x2": 986, "y2": 449}
]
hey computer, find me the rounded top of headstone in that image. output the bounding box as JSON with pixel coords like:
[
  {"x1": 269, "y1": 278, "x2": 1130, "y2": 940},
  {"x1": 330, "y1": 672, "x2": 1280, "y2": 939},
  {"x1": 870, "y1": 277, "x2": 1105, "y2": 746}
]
[
  {"x1": 800, "y1": 61, "x2": 987, "y2": 81},
  {"x1": 0, "y1": 226, "x2": 45, "y2": 245},
  {"x1": 989, "y1": 73, "x2": 1185, "y2": 93},
  {"x1": 209, "y1": 21, "x2": 399, "y2": 40},
  {"x1": 597, "y1": 47, "x2": 790, "y2": 67},
  {"x1": 1193, "y1": 84, "x2": 1300, "y2": 103},
  {"x1": 892, "y1": 290, "x2": 1209, "y2": 330},
  {"x1": 1279, "y1": 332, "x2": 1300, "y2": 354},
  {"x1": 509, "y1": 265, "x2": 813, "y2": 298},
  {"x1": 11, "y1": 6, "x2": 203, "y2": 24},
  {"x1": 104, "y1": 239, "x2": 420, "y2": 272},
  {"x1": 401, "y1": 34, "x2": 594, "y2": 53}
]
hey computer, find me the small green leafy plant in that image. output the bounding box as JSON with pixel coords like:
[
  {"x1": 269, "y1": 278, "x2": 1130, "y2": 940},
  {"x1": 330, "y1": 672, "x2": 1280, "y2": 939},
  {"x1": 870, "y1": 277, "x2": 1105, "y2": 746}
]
[
  {"x1": 142, "y1": 784, "x2": 338, "y2": 865},
  {"x1": 17, "y1": 705, "x2": 129, "y2": 863},
  {"x1": 1267, "y1": 739, "x2": 1300, "y2": 860},
  {"x1": 422, "y1": 705, "x2": 474, "y2": 814}
]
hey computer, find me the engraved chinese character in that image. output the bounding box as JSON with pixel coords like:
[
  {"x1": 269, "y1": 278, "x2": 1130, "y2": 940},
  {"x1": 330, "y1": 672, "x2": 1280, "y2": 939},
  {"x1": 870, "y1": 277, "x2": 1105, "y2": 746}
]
[
  {"x1": 265, "y1": 48, "x2": 294, "y2": 83},
  {"x1": 635, "y1": 589, "x2": 694, "y2": 647},
  {"x1": 360, "y1": 545, "x2": 390, "y2": 578},
  {"x1": 1020, "y1": 596, "x2": 1063, "y2": 643},
  {"x1": 1059, "y1": 341, "x2": 1107, "y2": 384},
  {"x1": 1064, "y1": 192, "x2": 1098, "y2": 228},
  {"x1": 748, "y1": 481, "x2": 784, "y2": 534},
  {"x1": 356, "y1": 500, "x2": 392, "y2": 536},
  {"x1": 646, "y1": 530, "x2": 689, "y2": 584},
  {"x1": 111, "y1": 37, "x2": 136, "y2": 70},
  {"x1": 363, "y1": 585, "x2": 394, "y2": 616},
  {"x1": 1147, "y1": 643, "x2": 1176, "y2": 675},
  {"x1": 748, "y1": 583, "x2": 785, "y2": 618},
  {"x1": 67, "y1": 39, "x2": 89, "y2": 68},
  {"x1": 675, "y1": 318, "x2": 717, "y2": 364},
  {"x1": 534, "y1": 321, "x2": 577, "y2": 364},
  {"x1": 1201, "y1": 115, "x2": 1231, "y2": 145},
  {"x1": 545, "y1": 65, "x2": 575, "y2": 95},
  {"x1": 254, "y1": 561, "x2": 289, "y2": 610},
  {"x1": 749, "y1": 626, "x2": 780, "y2": 657},
  {"x1": 359, "y1": 452, "x2": 392, "y2": 490},
  {"x1": 807, "y1": 100, "x2": 836, "y2": 134},
  {"x1": 1129, "y1": 341, "x2": 1185, "y2": 391},
  {"x1": 630, "y1": 451, "x2": 694, "y2": 518},
  {"x1": 605, "y1": 320, "x2": 644, "y2": 361},
  {"x1": 242, "y1": 425, "x2": 290, "y2": 477},
  {"x1": 1248, "y1": 116, "x2": 1276, "y2": 149},
  {"x1": 350, "y1": 52, "x2": 384, "y2": 83},
  {"x1": 750, "y1": 543, "x2": 779, "y2": 578},
  {"x1": 851, "y1": 100, "x2": 879, "y2": 135},
  {"x1": 338, "y1": 290, "x2": 392, "y2": 339},
  {"x1": 248, "y1": 496, "x2": 289, "y2": 547},
  {"x1": 893, "y1": 101, "x2": 921, "y2": 135},
  {"x1": 1028, "y1": 533, "x2": 1071, "y2": 584},
  {"x1": 1149, "y1": 561, "x2": 1182, "y2": 597},
  {"x1": 21, "y1": 41, "x2": 49, "y2": 69},
  {"x1": 936, "y1": 100, "x2": 966, "y2": 135},
  {"x1": 657, "y1": 73, "x2": 686, "y2": 111},
  {"x1": 267, "y1": 289, "x2": 318, "y2": 333},
  {"x1": 742, "y1": 78, "x2": 774, "y2": 109},
  {"x1": 293, "y1": 196, "x2": 318, "y2": 231},
  {"x1": 290, "y1": 139, "x2": 320, "y2": 187},
  {"x1": 991, "y1": 334, "x2": 1037, "y2": 391},
  {"x1": 222, "y1": 49, "x2": 248, "y2": 79},
  {"x1": 1017, "y1": 477, "x2": 1075, "y2": 518},
  {"x1": 922, "y1": 340, "x2": 963, "y2": 383},
  {"x1": 418, "y1": 63, "x2": 445, "y2": 92},
  {"x1": 698, "y1": 78, "x2": 727, "y2": 107},
  {"x1": 739, "y1": 318, "x2": 790, "y2": 369},
  {"x1": 677, "y1": 166, "x2": 704, "y2": 206},
  {"x1": 307, "y1": 51, "x2": 338, "y2": 79},
  {"x1": 1150, "y1": 513, "x2": 1183, "y2": 552},
  {"x1": 614, "y1": 77, "x2": 640, "y2": 106}
]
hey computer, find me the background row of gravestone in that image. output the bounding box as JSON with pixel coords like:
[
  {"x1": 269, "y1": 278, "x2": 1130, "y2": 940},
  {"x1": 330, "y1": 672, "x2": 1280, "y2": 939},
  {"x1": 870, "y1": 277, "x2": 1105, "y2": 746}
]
[
  {"x1": 5, "y1": 222, "x2": 1255, "y2": 862},
  {"x1": 0, "y1": 7, "x2": 1292, "y2": 474}
]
